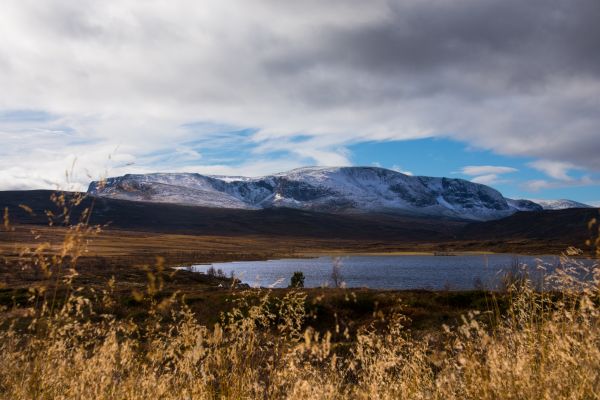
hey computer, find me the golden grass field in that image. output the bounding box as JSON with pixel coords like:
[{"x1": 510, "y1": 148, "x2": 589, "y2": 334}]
[
  {"x1": 0, "y1": 198, "x2": 599, "y2": 399},
  {"x1": 0, "y1": 222, "x2": 579, "y2": 270}
]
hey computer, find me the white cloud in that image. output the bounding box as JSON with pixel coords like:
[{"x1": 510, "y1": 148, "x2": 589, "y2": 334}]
[
  {"x1": 461, "y1": 166, "x2": 518, "y2": 176},
  {"x1": 175, "y1": 158, "x2": 309, "y2": 177},
  {"x1": 523, "y1": 179, "x2": 553, "y2": 192},
  {"x1": 0, "y1": 0, "x2": 599, "y2": 189},
  {"x1": 175, "y1": 147, "x2": 202, "y2": 160},
  {"x1": 527, "y1": 160, "x2": 579, "y2": 181},
  {"x1": 523, "y1": 160, "x2": 599, "y2": 192},
  {"x1": 461, "y1": 165, "x2": 517, "y2": 185},
  {"x1": 522, "y1": 176, "x2": 598, "y2": 192},
  {"x1": 471, "y1": 174, "x2": 502, "y2": 185}
]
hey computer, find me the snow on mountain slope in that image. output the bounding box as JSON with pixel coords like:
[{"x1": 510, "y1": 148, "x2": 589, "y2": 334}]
[
  {"x1": 88, "y1": 166, "x2": 542, "y2": 221},
  {"x1": 529, "y1": 199, "x2": 593, "y2": 210},
  {"x1": 87, "y1": 173, "x2": 257, "y2": 210}
]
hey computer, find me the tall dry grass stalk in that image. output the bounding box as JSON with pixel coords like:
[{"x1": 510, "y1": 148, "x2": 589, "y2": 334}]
[{"x1": 0, "y1": 195, "x2": 599, "y2": 399}]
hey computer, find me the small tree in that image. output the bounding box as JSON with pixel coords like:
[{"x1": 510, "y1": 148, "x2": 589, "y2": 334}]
[{"x1": 289, "y1": 271, "x2": 305, "y2": 288}]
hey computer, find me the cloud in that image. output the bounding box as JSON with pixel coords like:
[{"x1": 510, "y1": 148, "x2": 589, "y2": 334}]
[
  {"x1": 461, "y1": 165, "x2": 517, "y2": 185},
  {"x1": 523, "y1": 160, "x2": 598, "y2": 192},
  {"x1": 175, "y1": 147, "x2": 202, "y2": 160},
  {"x1": 522, "y1": 176, "x2": 598, "y2": 192},
  {"x1": 0, "y1": 0, "x2": 599, "y2": 189},
  {"x1": 527, "y1": 160, "x2": 579, "y2": 181},
  {"x1": 170, "y1": 158, "x2": 308, "y2": 178},
  {"x1": 470, "y1": 174, "x2": 501, "y2": 185},
  {"x1": 461, "y1": 166, "x2": 518, "y2": 176},
  {"x1": 523, "y1": 180, "x2": 553, "y2": 192}
]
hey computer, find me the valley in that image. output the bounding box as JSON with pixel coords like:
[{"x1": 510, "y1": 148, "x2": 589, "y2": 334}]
[{"x1": 0, "y1": 189, "x2": 597, "y2": 277}]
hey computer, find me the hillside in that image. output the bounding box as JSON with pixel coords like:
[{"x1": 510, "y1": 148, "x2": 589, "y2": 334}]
[
  {"x1": 0, "y1": 190, "x2": 463, "y2": 241},
  {"x1": 461, "y1": 208, "x2": 599, "y2": 243},
  {"x1": 1, "y1": 190, "x2": 597, "y2": 249}
]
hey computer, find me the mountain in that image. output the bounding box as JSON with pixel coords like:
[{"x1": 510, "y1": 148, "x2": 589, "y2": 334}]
[
  {"x1": 529, "y1": 199, "x2": 592, "y2": 210},
  {"x1": 88, "y1": 166, "x2": 542, "y2": 221},
  {"x1": 0, "y1": 190, "x2": 464, "y2": 240},
  {"x1": 1, "y1": 190, "x2": 595, "y2": 252}
]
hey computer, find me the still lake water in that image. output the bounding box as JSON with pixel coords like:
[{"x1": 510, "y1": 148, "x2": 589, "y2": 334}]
[{"x1": 185, "y1": 254, "x2": 597, "y2": 290}]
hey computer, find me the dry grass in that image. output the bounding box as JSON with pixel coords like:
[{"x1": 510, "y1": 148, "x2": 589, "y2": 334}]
[{"x1": 0, "y1": 194, "x2": 599, "y2": 399}]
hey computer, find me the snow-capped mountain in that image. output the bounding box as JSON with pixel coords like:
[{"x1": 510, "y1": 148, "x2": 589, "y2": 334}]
[
  {"x1": 87, "y1": 166, "x2": 543, "y2": 221},
  {"x1": 529, "y1": 199, "x2": 593, "y2": 210}
]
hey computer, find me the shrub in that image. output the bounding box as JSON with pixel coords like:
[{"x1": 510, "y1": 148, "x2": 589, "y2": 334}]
[{"x1": 289, "y1": 271, "x2": 305, "y2": 288}]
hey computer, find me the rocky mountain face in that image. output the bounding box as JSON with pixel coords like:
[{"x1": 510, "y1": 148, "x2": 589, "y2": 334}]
[{"x1": 88, "y1": 166, "x2": 544, "y2": 221}]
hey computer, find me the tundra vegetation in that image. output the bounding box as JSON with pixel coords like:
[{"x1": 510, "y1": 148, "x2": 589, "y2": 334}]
[{"x1": 0, "y1": 193, "x2": 599, "y2": 399}]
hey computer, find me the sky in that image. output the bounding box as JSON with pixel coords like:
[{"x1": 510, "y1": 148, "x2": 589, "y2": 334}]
[{"x1": 0, "y1": 0, "x2": 599, "y2": 205}]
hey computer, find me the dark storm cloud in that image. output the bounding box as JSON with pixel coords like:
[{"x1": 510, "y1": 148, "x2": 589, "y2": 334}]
[{"x1": 268, "y1": 0, "x2": 600, "y2": 94}]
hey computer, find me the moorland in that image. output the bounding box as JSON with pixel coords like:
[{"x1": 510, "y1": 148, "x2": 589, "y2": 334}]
[{"x1": 0, "y1": 190, "x2": 598, "y2": 399}]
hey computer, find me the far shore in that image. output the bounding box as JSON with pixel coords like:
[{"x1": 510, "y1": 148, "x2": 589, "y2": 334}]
[
  {"x1": 299, "y1": 250, "x2": 497, "y2": 257},
  {"x1": 180, "y1": 250, "x2": 597, "y2": 269}
]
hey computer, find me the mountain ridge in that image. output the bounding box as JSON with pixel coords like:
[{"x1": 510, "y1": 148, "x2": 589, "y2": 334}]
[
  {"x1": 86, "y1": 166, "x2": 583, "y2": 221},
  {"x1": 529, "y1": 199, "x2": 592, "y2": 210}
]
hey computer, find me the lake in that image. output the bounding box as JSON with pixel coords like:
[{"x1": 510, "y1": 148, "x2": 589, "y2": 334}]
[{"x1": 183, "y1": 254, "x2": 598, "y2": 290}]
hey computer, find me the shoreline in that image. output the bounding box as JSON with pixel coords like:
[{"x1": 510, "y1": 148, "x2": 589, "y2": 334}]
[{"x1": 178, "y1": 250, "x2": 598, "y2": 267}]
